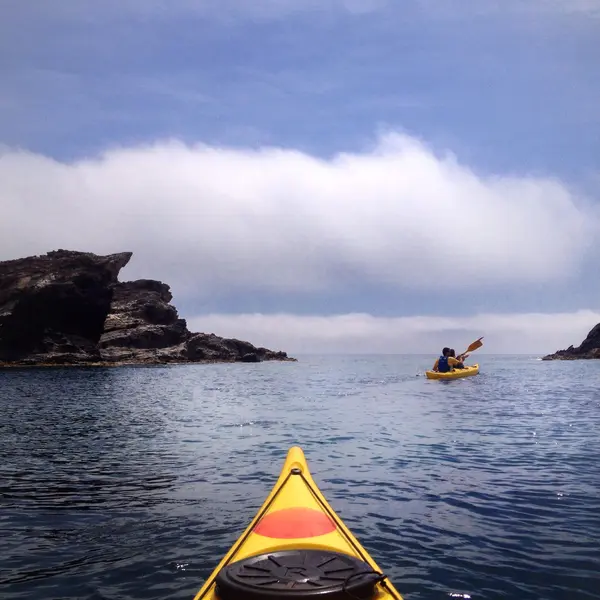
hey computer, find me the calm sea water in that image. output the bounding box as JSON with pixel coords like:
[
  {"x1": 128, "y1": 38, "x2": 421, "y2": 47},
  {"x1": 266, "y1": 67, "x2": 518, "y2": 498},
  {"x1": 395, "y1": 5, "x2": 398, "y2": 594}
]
[{"x1": 1, "y1": 354, "x2": 600, "y2": 600}]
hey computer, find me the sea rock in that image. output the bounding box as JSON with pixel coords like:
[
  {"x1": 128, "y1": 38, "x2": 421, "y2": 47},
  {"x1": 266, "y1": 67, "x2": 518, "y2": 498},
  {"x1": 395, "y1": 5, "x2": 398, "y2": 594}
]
[
  {"x1": 98, "y1": 279, "x2": 190, "y2": 363},
  {"x1": 183, "y1": 333, "x2": 285, "y2": 363},
  {"x1": 0, "y1": 250, "x2": 132, "y2": 364},
  {"x1": 0, "y1": 250, "x2": 296, "y2": 366},
  {"x1": 542, "y1": 323, "x2": 600, "y2": 360}
]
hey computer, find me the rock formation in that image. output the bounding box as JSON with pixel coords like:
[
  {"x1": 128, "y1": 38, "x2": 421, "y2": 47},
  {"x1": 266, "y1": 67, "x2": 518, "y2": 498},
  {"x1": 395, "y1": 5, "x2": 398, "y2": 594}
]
[
  {"x1": 542, "y1": 323, "x2": 600, "y2": 360},
  {"x1": 0, "y1": 250, "x2": 295, "y2": 366}
]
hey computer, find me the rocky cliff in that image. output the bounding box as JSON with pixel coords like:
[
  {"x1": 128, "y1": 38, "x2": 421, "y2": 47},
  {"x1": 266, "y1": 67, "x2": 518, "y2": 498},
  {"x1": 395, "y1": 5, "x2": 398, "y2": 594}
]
[
  {"x1": 0, "y1": 250, "x2": 295, "y2": 366},
  {"x1": 542, "y1": 323, "x2": 600, "y2": 360}
]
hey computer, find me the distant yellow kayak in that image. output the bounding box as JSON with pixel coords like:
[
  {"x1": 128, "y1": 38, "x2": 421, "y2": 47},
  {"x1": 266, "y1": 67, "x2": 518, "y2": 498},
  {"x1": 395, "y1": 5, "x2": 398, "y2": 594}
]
[
  {"x1": 425, "y1": 364, "x2": 479, "y2": 380},
  {"x1": 193, "y1": 446, "x2": 404, "y2": 600}
]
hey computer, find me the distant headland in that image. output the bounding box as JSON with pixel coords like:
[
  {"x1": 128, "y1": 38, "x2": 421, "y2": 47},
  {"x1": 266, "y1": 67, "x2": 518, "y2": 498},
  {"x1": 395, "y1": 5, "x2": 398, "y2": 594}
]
[
  {"x1": 0, "y1": 249, "x2": 296, "y2": 367},
  {"x1": 542, "y1": 323, "x2": 600, "y2": 360}
]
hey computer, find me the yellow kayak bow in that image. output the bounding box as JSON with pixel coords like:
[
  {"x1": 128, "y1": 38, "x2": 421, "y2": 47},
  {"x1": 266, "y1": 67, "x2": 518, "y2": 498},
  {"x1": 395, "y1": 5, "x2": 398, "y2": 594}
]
[{"x1": 193, "y1": 446, "x2": 404, "y2": 600}]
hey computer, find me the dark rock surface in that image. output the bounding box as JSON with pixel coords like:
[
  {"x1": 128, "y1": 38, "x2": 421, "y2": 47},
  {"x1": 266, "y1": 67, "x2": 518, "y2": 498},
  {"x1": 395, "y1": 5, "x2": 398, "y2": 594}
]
[
  {"x1": 0, "y1": 250, "x2": 296, "y2": 366},
  {"x1": 542, "y1": 323, "x2": 600, "y2": 360}
]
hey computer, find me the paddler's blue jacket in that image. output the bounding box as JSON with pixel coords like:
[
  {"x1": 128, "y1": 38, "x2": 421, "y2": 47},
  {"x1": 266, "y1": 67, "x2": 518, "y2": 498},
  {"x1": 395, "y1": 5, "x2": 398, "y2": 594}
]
[{"x1": 437, "y1": 355, "x2": 450, "y2": 373}]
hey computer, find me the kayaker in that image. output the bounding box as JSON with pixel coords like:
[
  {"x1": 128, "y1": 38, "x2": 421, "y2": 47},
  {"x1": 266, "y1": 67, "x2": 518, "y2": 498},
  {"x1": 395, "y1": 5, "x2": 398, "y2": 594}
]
[
  {"x1": 432, "y1": 347, "x2": 465, "y2": 372},
  {"x1": 449, "y1": 348, "x2": 466, "y2": 369},
  {"x1": 457, "y1": 351, "x2": 470, "y2": 363}
]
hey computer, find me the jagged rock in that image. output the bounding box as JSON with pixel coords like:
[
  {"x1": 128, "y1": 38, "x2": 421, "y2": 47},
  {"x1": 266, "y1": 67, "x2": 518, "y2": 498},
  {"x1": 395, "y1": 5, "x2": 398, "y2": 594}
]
[
  {"x1": 99, "y1": 280, "x2": 189, "y2": 356},
  {"x1": 0, "y1": 250, "x2": 296, "y2": 366},
  {"x1": 0, "y1": 250, "x2": 132, "y2": 364},
  {"x1": 241, "y1": 353, "x2": 261, "y2": 363},
  {"x1": 183, "y1": 333, "x2": 287, "y2": 363},
  {"x1": 542, "y1": 323, "x2": 600, "y2": 360}
]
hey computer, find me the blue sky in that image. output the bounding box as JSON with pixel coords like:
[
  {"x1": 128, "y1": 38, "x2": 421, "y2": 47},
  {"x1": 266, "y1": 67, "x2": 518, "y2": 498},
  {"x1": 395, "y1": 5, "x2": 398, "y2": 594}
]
[
  {"x1": 3, "y1": 1, "x2": 600, "y2": 180},
  {"x1": 1, "y1": 0, "x2": 600, "y2": 353}
]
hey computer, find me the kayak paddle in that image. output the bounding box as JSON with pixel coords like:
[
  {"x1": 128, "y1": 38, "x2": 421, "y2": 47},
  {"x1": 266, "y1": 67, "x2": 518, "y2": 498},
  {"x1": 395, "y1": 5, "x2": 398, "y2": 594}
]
[{"x1": 461, "y1": 337, "x2": 483, "y2": 357}]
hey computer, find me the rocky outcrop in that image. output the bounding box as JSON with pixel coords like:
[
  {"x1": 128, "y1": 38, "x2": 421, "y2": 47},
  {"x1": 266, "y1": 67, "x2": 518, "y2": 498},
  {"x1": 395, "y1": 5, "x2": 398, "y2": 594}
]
[
  {"x1": 542, "y1": 323, "x2": 600, "y2": 360},
  {"x1": 0, "y1": 250, "x2": 132, "y2": 364},
  {"x1": 0, "y1": 250, "x2": 295, "y2": 366}
]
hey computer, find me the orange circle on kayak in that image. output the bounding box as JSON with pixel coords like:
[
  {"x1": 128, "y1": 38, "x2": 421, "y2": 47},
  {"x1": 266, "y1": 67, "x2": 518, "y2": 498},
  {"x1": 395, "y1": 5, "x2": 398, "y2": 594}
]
[{"x1": 254, "y1": 507, "x2": 336, "y2": 539}]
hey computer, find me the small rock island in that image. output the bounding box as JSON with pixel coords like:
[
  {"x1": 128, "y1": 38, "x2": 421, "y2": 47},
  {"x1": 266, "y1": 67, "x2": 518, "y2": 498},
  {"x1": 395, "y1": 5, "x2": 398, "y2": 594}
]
[
  {"x1": 0, "y1": 250, "x2": 296, "y2": 367},
  {"x1": 542, "y1": 323, "x2": 600, "y2": 360}
]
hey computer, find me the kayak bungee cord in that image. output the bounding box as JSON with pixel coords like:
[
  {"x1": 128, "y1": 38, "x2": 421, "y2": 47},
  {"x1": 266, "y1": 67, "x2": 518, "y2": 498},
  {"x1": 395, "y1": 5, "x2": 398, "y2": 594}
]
[{"x1": 341, "y1": 569, "x2": 388, "y2": 600}]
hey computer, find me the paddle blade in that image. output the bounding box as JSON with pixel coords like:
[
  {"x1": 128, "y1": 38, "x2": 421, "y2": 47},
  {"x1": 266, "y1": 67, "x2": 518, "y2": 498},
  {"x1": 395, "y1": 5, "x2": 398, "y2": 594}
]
[{"x1": 465, "y1": 337, "x2": 484, "y2": 353}]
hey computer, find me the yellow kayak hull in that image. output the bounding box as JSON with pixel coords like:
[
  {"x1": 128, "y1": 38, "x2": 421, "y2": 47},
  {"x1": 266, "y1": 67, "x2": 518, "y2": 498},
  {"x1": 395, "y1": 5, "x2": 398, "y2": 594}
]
[
  {"x1": 193, "y1": 446, "x2": 403, "y2": 600},
  {"x1": 425, "y1": 363, "x2": 479, "y2": 380}
]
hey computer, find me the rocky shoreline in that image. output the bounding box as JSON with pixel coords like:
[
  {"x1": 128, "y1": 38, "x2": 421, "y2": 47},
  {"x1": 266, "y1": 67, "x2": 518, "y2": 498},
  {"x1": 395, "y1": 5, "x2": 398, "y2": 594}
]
[
  {"x1": 542, "y1": 323, "x2": 600, "y2": 361},
  {"x1": 0, "y1": 250, "x2": 296, "y2": 367}
]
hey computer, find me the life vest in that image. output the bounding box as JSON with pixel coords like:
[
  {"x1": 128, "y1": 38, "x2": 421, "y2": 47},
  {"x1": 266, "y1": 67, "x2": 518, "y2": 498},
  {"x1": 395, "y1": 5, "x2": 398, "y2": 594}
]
[{"x1": 438, "y1": 355, "x2": 450, "y2": 373}]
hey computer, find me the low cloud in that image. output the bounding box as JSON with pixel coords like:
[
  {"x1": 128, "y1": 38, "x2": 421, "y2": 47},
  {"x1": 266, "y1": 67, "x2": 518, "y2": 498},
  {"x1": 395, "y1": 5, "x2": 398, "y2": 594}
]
[
  {"x1": 0, "y1": 132, "x2": 596, "y2": 301},
  {"x1": 188, "y1": 310, "x2": 600, "y2": 355}
]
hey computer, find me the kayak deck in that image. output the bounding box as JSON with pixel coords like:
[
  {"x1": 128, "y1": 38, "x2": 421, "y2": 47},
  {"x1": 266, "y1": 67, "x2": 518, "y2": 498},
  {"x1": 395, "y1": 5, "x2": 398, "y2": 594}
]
[
  {"x1": 193, "y1": 446, "x2": 403, "y2": 600},
  {"x1": 425, "y1": 363, "x2": 479, "y2": 380}
]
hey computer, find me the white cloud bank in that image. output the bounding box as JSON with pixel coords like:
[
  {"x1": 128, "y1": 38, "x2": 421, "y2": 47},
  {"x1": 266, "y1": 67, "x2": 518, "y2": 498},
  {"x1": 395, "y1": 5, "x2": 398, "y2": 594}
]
[
  {"x1": 0, "y1": 132, "x2": 597, "y2": 301},
  {"x1": 189, "y1": 310, "x2": 600, "y2": 354}
]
